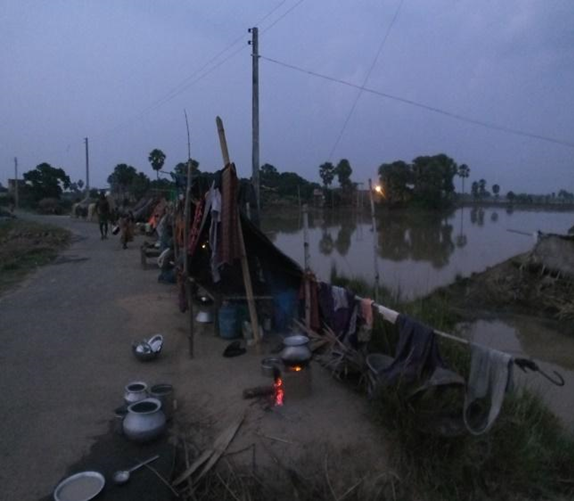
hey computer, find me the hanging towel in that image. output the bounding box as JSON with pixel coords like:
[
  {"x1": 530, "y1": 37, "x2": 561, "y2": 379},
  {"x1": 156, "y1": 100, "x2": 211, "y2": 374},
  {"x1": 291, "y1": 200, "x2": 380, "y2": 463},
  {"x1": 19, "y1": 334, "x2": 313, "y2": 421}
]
[
  {"x1": 380, "y1": 314, "x2": 445, "y2": 386},
  {"x1": 360, "y1": 298, "x2": 374, "y2": 328},
  {"x1": 464, "y1": 343, "x2": 514, "y2": 435},
  {"x1": 332, "y1": 286, "x2": 349, "y2": 311}
]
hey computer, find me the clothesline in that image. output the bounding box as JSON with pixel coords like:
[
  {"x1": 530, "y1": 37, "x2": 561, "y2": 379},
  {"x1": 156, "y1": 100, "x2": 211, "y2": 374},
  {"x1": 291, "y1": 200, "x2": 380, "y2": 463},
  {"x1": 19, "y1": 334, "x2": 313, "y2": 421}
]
[{"x1": 356, "y1": 294, "x2": 470, "y2": 347}]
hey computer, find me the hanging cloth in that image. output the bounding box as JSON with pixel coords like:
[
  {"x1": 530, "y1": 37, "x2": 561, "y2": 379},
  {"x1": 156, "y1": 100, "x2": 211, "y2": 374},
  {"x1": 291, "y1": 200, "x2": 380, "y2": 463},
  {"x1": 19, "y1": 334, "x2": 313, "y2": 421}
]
[{"x1": 464, "y1": 343, "x2": 514, "y2": 435}]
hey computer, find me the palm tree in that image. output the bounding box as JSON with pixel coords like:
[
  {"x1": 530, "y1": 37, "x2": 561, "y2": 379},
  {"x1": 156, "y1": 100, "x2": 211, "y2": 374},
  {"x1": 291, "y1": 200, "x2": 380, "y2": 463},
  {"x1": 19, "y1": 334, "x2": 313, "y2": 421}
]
[
  {"x1": 458, "y1": 164, "x2": 470, "y2": 197},
  {"x1": 148, "y1": 149, "x2": 166, "y2": 180}
]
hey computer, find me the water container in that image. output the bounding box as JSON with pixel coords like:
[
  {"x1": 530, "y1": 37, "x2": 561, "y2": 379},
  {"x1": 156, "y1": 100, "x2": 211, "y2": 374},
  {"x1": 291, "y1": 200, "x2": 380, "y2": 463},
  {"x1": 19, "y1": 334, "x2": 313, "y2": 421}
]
[{"x1": 219, "y1": 303, "x2": 239, "y2": 339}]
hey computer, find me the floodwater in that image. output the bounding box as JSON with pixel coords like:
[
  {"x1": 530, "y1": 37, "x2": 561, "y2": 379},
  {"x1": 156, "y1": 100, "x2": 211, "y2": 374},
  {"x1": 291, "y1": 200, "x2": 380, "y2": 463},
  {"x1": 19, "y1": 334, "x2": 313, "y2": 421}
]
[
  {"x1": 460, "y1": 317, "x2": 574, "y2": 427},
  {"x1": 261, "y1": 207, "x2": 574, "y2": 299}
]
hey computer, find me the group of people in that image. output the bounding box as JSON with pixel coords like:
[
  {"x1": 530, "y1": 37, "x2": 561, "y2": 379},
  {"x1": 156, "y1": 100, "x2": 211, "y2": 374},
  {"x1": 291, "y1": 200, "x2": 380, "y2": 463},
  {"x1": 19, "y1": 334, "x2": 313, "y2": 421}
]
[{"x1": 95, "y1": 192, "x2": 134, "y2": 249}]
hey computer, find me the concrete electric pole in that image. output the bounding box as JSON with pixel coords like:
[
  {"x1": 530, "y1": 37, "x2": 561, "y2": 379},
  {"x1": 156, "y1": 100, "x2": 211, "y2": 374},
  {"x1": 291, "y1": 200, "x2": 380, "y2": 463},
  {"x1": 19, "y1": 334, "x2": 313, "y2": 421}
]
[
  {"x1": 248, "y1": 27, "x2": 260, "y2": 222},
  {"x1": 84, "y1": 137, "x2": 90, "y2": 196}
]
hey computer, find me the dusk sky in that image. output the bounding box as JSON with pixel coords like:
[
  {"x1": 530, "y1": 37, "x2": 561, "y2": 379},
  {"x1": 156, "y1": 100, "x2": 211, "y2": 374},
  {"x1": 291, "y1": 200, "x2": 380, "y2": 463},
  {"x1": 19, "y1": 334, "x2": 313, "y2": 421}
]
[{"x1": 1, "y1": 0, "x2": 573, "y2": 194}]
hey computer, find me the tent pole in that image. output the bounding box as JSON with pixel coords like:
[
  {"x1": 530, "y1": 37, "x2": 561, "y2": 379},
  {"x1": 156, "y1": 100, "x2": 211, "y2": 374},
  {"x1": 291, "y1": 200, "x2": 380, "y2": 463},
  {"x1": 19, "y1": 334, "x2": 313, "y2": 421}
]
[
  {"x1": 215, "y1": 116, "x2": 261, "y2": 346},
  {"x1": 184, "y1": 148, "x2": 194, "y2": 358}
]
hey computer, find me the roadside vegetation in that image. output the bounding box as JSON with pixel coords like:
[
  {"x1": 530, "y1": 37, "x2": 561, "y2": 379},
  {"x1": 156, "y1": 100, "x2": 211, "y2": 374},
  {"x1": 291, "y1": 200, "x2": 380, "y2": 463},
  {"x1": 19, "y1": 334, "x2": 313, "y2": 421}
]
[
  {"x1": 330, "y1": 266, "x2": 574, "y2": 499},
  {"x1": 0, "y1": 219, "x2": 70, "y2": 294}
]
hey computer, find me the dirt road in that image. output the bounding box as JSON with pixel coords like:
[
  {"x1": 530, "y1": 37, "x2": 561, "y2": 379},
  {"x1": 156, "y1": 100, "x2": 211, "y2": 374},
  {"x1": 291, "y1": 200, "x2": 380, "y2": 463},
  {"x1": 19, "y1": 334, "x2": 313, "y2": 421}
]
[{"x1": 0, "y1": 214, "x2": 389, "y2": 500}]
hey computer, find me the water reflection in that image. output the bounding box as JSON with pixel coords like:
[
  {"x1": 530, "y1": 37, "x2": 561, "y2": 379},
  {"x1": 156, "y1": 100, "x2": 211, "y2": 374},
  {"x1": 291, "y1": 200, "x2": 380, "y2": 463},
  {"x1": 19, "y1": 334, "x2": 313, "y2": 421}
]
[
  {"x1": 377, "y1": 210, "x2": 456, "y2": 269},
  {"x1": 261, "y1": 207, "x2": 574, "y2": 299}
]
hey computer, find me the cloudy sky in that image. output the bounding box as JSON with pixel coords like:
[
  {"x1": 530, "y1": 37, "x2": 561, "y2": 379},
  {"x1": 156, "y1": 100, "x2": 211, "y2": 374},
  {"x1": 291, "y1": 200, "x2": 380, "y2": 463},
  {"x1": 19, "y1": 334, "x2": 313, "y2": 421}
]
[{"x1": 1, "y1": 0, "x2": 573, "y2": 194}]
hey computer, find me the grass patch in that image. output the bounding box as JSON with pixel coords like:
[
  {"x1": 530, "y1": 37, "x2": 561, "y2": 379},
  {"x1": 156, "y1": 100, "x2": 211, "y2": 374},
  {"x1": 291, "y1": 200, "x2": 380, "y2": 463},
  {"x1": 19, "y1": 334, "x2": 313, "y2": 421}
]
[
  {"x1": 329, "y1": 267, "x2": 574, "y2": 499},
  {"x1": 0, "y1": 219, "x2": 70, "y2": 293}
]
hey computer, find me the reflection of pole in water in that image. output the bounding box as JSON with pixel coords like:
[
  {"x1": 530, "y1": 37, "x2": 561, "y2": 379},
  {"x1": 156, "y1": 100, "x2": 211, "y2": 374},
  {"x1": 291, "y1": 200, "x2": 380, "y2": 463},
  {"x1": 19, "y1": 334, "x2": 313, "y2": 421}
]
[{"x1": 368, "y1": 179, "x2": 380, "y2": 302}]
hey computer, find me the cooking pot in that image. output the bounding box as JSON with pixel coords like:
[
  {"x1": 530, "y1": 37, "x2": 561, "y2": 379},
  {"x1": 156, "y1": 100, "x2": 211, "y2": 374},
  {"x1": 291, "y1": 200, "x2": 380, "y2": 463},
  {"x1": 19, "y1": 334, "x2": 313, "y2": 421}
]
[{"x1": 281, "y1": 335, "x2": 311, "y2": 365}]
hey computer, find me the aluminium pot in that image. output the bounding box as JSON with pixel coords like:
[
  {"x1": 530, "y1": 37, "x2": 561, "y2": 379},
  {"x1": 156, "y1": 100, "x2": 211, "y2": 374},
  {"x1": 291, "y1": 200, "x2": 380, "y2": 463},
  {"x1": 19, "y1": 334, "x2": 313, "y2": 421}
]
[
  {"x1": 123, "y1": 398, "x2": 166, "y2": 443},
  {"x1": 124, "y1": 381, "x2": 149, "y2": 405},
  {"x1": 280, "y1": 335, "x2": 311, "y2": 365}
]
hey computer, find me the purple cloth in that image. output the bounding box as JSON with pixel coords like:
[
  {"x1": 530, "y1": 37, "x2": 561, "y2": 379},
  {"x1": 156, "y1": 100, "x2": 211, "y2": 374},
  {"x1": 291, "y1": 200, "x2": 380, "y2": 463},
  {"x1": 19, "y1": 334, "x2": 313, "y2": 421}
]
[{"x1": 380, "y1": 314, "x2": 446, "y2": 386}]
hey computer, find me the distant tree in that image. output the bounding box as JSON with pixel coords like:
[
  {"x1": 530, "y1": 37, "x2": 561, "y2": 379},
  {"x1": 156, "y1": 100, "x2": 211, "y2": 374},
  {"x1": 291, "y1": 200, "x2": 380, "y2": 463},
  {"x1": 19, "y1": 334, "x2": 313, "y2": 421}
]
[
  {"x1": 335, "y1": 159, "x2": 353, "y2": 189},
  {"x1": 108, "y1": 164, "x2": 138, "y2": 196},
  {"x1": 260, "y1": 163, "x2": 280, "y2": 187},
  {"x1": 77, "y1": 179, "x2": 84, "y2": 190},
  {"x1": 131, "y1": 172, "x2": 151, "y2": 200},
  {"x1": 457, "y1": 164, "x2": 470, "y2": 196},
  {"x1": 478, "y1": 179, "x2": 488, "y2": 198},
  {"x1": 148, "y1": 149, "x2": 166, "y2": 180},
  {"x1": 378, "y1": 160, "x2": 412, "y2": 205},
  {"x1": 492, "y1": 184, "x2": 500, "y2": 198},
  {"x1": 507, "y1": 191, "x2": 516, "y2": 203},
  {"x1": 411, "y1": 154, "x2": 458, "y2": 209},
  {"x1": 471, "y1": 181, "x2": 479, "y2": 200},
  {"x1": 174, "y1": 159, "x2": 199, "y2": 176},
  {"x1": 23, "y1": 163, "x2": 71, "y2": 202},
  {"x1": 319, "y1": 162, "x2": 335, "y2": 188}
]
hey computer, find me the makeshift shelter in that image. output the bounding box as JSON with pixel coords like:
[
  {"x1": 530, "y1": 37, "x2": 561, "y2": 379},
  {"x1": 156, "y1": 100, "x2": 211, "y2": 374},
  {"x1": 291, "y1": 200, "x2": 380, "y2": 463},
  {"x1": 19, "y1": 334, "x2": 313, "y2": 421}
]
[{"x1": 182, "y1": 163, "x2": 303, "y2": 337}]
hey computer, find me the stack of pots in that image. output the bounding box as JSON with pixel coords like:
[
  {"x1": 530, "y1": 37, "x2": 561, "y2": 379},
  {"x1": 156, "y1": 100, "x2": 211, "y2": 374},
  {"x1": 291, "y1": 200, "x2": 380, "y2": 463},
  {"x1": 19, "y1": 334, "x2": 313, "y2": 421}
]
[{"x1": 119, "y1": 381, "x2": 173, "y2": 443}]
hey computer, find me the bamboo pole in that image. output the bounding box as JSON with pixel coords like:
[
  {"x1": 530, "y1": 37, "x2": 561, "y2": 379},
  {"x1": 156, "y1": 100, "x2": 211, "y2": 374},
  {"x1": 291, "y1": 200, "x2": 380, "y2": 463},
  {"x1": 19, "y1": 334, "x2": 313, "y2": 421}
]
[
  {"x1": 303, "y1": 204, "x2": 311, "y2": 329},
  {"x1": 184, "y1": 157, "x2": 194, "y2": 357},
  {"x1": 215, "y1": 116, "x2": 261, "y2": 346},
  {"x1": 368, "y1": 179, "x2": 380, "y2": 303}
]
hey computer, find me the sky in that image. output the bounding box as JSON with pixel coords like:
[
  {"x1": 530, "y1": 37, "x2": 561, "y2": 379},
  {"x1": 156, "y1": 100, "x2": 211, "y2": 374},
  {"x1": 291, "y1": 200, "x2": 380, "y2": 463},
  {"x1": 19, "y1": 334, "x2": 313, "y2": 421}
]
[{"x1": 1, "y1": 0, "x2": 573, "y2": 194}]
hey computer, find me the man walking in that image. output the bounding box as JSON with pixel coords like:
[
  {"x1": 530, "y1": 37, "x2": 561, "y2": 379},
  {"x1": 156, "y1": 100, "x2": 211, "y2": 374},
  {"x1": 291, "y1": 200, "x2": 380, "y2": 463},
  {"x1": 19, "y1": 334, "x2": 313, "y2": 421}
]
[{"x1": 96, "y1": 192, "x2": 111, "y2": 240}]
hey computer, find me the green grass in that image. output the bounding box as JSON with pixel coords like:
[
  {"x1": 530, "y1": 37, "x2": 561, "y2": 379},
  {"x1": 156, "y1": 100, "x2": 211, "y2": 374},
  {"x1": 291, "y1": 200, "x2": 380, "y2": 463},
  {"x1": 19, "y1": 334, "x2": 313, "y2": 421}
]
[
  {"x1": 329, "y1": 267, "x2": 574, "y2": 499},
  {"x1": 0, "y1": 219, "x2": 70, "y2": 293}
]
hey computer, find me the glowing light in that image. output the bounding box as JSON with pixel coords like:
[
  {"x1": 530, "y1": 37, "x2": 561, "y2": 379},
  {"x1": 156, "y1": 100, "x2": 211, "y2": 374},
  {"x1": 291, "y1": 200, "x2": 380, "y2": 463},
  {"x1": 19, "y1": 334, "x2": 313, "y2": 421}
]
[
  {"x1": 375, "y1": 185, "x2": 383, "y2": 194},
  {"x1": 291, "y1": 366, "x2": 303, "y2": 372},
  {"x1": 201, "y1": 243, "x2": 207, "y2": 249}
]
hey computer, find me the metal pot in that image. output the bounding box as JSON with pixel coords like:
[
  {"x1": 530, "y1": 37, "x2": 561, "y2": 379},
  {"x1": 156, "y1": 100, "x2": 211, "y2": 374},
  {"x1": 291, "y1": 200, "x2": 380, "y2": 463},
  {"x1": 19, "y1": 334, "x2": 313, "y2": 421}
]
[
  {"x1": 281, "y1": 335, "x2": 311, "y2": 365},
  {"x1": 150, "y1": 383, "x2": 174, "y2": 420},
  {"x1": 124, "y1": 381, "x2": 148, "y2": 406},
  {"x1": 123, "y1": 398, "x2": 166, "y2": 443},
  {"x1": 261, "y1": 357, "x2": 283, "y2": 377}
]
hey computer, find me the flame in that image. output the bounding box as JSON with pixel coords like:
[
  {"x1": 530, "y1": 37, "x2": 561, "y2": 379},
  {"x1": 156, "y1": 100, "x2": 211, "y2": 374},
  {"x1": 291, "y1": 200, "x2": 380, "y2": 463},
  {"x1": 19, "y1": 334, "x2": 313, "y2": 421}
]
[
  {"x1": 274, "y1": 377, "x2": 284, "y2": 406},
  {"x1": 291, "y1": 365, "x2": 303, "y2": 372}
]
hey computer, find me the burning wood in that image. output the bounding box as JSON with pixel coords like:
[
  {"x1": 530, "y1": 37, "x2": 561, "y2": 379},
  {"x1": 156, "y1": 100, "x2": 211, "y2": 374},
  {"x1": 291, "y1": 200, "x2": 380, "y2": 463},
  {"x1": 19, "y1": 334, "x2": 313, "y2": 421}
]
[{"x1": 274, "y1": 376, "x2": 284, "y2": 406}]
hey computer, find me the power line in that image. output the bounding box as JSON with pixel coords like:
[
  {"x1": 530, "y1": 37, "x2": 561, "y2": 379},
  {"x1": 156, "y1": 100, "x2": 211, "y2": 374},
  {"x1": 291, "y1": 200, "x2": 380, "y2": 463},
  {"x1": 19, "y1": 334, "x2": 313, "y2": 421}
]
[
  {"x1": 94, "y1": 0, "x2": 293, "y2": 141},
  {"x1": 260, "y1": 54, "x2": 574, "y2": 150},
  {"x1": 261, "y1": 0, "x2": 306, "y2": 34},
  {"x1": 328, "y1": 0, "x2": 404, "y2": 161}
]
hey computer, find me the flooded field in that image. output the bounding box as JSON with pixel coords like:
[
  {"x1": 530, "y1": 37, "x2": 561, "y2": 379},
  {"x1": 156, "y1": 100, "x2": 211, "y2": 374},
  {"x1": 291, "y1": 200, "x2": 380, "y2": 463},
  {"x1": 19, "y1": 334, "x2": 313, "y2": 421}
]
[{"x1": 261, "y1": 207, "x2": 574, "y2": 299}]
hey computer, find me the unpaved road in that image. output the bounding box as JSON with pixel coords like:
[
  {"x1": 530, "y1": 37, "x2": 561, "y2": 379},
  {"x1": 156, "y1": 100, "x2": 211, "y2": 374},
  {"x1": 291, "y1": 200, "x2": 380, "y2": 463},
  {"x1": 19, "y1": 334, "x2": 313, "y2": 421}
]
[{"x1": 0, "y1": 213, "x2": 389, "y2": 500}]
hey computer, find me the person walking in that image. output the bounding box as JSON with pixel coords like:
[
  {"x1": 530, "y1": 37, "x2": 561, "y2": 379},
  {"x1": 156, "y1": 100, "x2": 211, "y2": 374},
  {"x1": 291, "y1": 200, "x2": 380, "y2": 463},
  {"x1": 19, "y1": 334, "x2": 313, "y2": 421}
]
[
  {"x1": 96, "y1": 192, "x2": 111, "y2": 239},
  {"x1": 119, "y1": 210, "x2": 135, "y2": 249}
]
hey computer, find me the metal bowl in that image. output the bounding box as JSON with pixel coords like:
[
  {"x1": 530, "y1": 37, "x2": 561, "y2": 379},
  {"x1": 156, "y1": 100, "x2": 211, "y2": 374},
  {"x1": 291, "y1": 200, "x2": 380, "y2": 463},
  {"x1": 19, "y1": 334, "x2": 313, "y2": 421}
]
[
  {"x1": 53, "y1": 471, "x2": 105, "y2": 501},
  {"x1": 195, "y1": 309, "x2": 213, "y2": 323},
  {"x1": 132, "y1": 341, "x2": 158, "y2": 362}
]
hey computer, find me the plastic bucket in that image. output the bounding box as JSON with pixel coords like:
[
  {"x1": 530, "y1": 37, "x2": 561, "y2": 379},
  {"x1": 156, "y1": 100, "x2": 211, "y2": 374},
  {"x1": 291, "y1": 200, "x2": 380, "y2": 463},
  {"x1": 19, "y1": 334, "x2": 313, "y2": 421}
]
[{"x1": 219, "y1": 303, "x2": 239, "y2": 339}]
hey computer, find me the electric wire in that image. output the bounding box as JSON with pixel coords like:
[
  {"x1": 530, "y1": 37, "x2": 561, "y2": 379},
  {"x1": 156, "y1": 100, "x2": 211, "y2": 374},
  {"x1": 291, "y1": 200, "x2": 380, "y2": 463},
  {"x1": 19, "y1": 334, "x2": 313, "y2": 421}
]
[
  {"x1": 260, "y1": 54, "x2": 574, "y2": 149},
  {"x1": 328, "y1": 0, "x2": 404, "y2": 161},
  {"x1": 260, "y1": 0, "x2": 307, "y2": 34},
  {"x1": 93, "y1": 0, "x2": 293, "y2": 140}
]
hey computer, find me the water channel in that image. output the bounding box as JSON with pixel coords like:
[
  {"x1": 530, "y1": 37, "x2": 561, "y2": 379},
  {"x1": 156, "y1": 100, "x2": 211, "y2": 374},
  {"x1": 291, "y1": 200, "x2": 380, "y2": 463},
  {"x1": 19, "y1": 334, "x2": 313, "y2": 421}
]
[{"x1": 261, "y1": 207, "x2": 574, "y2": 425}]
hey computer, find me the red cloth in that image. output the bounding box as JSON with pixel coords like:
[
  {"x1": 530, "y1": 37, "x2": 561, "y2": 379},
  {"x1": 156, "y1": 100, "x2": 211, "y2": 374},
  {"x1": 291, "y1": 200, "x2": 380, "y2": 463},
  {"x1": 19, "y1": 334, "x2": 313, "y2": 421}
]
[{"x1": 188, "y1": 198, "x2": 205, "y2": 256}]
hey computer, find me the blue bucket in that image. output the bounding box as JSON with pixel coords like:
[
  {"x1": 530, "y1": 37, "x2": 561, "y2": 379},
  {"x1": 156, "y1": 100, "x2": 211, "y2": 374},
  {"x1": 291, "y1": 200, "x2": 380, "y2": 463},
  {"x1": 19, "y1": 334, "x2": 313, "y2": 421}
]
[{"x1": 219, "y1": 303, "x2": 239, "y2": 339}]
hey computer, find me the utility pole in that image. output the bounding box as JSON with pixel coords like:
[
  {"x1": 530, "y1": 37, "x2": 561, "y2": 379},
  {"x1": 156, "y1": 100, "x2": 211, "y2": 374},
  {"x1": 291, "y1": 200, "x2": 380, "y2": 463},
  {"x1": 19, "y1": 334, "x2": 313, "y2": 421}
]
[
  {"x1": 14, "y1": 157, "x2": 19, "y2": 209},
  {"x1": 84, "y1": 137, "x2": 90, "y2": 196},
  {"x1": 248, "y1": 27, "x2": 260, "y2": 223}
]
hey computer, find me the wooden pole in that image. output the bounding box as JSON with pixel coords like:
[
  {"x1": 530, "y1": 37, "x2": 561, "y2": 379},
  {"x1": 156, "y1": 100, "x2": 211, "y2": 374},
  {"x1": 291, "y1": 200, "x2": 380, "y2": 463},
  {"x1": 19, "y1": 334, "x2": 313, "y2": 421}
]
[
  {"x1": 303, "y1": 204, "x2": 311, "y2": 329},
  {"x1": 215, "y1": 116, "x2": 261, "y2": 346},
  {"x1": 14, "y1": 157, "x2": 19, "y2": 209},
  {"x1": 368, "y1": 179, "x2": 380, "y2": 303},
  {"x1": 84, "y1": 137, "x2": 90, "y2": 196},
  {"x1": 184, "y1": 115, "x2": 194, "y2": 358}
]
